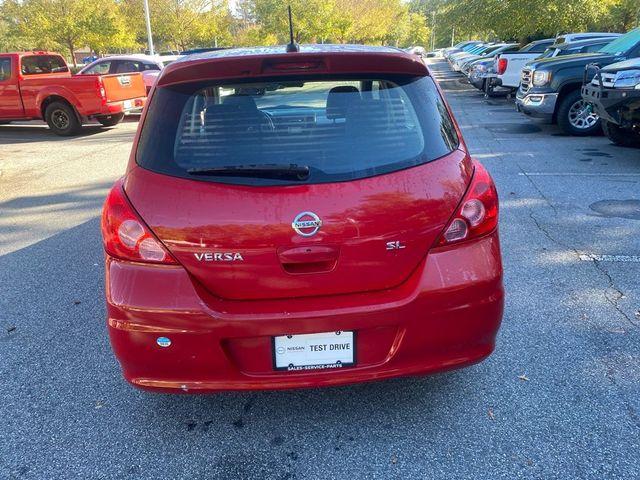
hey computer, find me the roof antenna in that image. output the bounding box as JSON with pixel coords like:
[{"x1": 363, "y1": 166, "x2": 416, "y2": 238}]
[{"x1": 286, "y1": 5, "x2": 299, "y2": 53}]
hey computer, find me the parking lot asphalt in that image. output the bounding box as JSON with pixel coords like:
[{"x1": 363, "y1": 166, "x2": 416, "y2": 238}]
[{"x1": 1, "y1": 61, "x2": 639, "y2": 479}]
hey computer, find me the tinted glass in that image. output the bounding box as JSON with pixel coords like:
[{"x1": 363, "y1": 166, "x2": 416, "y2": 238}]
[
  {"x1": 599, "y1": 28, "x2": 640, "y2": 54},
  {"x1": 480, "y1": 45, "x2": 504, "y2": 56},
  {"x1": 137, "y1": 75, "x2": 459, "y2": 186},
  {"x1": 143, "y1": 63, "x2": 161, "y2": 71},
  {"x1": 21, "y1": 55, "x2": 68, "y2": 75},
  {"x1": 84, "y1": 61, "x2": 111, "y2": 74},
  {"x1": 0, "y1": 57, "x2": 10, "y2": 81},
  {"x1": 527, "y1": 41, "x2": 553, "y2": 53},
  {"x1": 114, "y1": 61, "x2": 143, "y2": 73},
  {"x1": 583, "y1": 43, "x2": 608, "y2": 53}
]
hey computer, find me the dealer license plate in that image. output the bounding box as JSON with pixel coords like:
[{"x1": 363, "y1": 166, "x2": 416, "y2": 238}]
[{"x1": 273, "y1": 331, "x2": 355, "y2": 371}]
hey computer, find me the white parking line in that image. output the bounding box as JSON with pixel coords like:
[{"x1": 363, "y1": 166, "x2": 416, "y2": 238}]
[{"x1": 579, "y1": 254, "x2": 640, "y2": 263}]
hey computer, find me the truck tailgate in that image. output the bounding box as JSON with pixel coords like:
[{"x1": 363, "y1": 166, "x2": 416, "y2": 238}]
[
  {"x1": 497, "y1": 53, "x2": 539, "y2": 89},
  {"x1": 101, "y1": 73, "x2": 146, "y2": 102}
]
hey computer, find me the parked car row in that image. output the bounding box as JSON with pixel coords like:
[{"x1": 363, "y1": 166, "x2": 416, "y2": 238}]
[{"x1": 444, "y1": 28, "x2": 640, "y2": 146}]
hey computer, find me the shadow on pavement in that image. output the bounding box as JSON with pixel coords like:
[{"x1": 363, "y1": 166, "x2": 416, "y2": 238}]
[
  {"x1": 0, "y1": 115, "x2": 140, "y2": 144},
  {"x1": 0, "y1": 181, "x2": 114, "y2": 254}
]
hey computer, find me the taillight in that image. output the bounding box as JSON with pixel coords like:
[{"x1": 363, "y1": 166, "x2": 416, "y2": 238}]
[
  {"x1": 437, "y1": 161, "x2": 498, "y2": 246},
  {"x1": 95, "y1": 77, "x2": 107, "y2": 105},
  {"x1": 497, "y1": 58, "x2": 508, "y2": 75},
  {"x1": 101, "y1": 180, "x2": 177, "y2": 264}
]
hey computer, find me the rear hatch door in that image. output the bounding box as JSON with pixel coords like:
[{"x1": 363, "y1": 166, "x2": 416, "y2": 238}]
[{"x1": 126, "y1": 152, "x2": 471, "y2": 301}]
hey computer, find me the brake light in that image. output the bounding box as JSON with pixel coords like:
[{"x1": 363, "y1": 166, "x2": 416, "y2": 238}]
[
  {"x1": 437, "y1": 161, "x2": 498, "y2": 246},
  {"x1": 263, "y1": 59, "x2": 326, "y2": 73},
  {"x1": 101, "y1": 180, "x2": 177, "y2": 264},
  {"x1": 95, "y1": 77, "x2": 107, "y2": 105},
  {"x1": 497, "y1": 58, "x2": 508, "y2": 75}
]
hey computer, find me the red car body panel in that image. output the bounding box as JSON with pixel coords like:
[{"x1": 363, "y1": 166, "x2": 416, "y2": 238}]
[
  {"x1": 103, "y1": 45, "x2": 504, "y2": 392},
  {"x1": 0, "y1": 52, "x2": 146, "y2": 122}
]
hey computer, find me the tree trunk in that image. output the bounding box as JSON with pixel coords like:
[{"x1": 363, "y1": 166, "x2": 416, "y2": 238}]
[{"x1": 68, "y1": 40, "x2": 77, "y2": 69}]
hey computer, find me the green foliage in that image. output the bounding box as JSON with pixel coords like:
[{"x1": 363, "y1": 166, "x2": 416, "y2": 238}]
[
  {"x1": 410, "y1": 0, "x2": 640, "y2": 47},
  {"x1": 0, "y1": 0, "x2": 637, "y2": 62}
]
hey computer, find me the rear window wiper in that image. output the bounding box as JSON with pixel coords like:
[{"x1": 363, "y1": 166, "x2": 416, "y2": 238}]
[{"x1": 187, "y1": 163, "x2": 310, "y2": 181}]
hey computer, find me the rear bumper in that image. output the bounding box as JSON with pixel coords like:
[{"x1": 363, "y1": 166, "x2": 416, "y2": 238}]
[
  {"x1": 105, "y1": 231, "x2": 504, "y2": 393},
  {"x1": 102, "y1": 97, "x2": 146, "y2": 115},
  {"x1": 515, "y1": 91, "x2": 558, "y2": 119}
]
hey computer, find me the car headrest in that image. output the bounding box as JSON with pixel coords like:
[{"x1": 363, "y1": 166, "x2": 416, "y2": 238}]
[
  {"x1": 222, "y1": 94, "x2": 259, "y2": 111},
  {"x1": 326, "y1": 86, "x2": 361, "y2": 120}
]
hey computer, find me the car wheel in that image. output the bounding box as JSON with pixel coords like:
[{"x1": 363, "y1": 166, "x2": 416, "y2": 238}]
[
  {"x1": 45, "y1": 101, "x2": 81, "y2": 136},
  {"x1": 96, "y1": 113, "x2": 125, "y2": 127},
  {"x1": 602, "y1": 120, "x2": 640, "y2": 148},
  {"x1": 484, "y1": 79, "x2": 500, "y2": 98},
  {"x1": 557, "y1": 90, "x2": 600, "y2": 136}
]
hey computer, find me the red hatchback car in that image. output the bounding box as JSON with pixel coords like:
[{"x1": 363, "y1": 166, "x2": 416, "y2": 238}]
[{"x1": 101, "y1": 45, "x2": 504, "y2": 393}]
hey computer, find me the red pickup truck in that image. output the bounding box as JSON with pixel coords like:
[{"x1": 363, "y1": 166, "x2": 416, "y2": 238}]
[{"x1": 0, "y1": 51, "x2": 146, "y2": 135}]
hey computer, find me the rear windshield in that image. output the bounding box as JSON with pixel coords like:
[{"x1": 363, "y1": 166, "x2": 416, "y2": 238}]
[
  {"x1": 136, "y1": 75, "x2": 459, "y2": 186},
  {"x1": 522, "y1": 41, "x2": 552, "y2": 53},
  {"x1": 21, "y1": 55, "x2": 68, "y2": 75}
]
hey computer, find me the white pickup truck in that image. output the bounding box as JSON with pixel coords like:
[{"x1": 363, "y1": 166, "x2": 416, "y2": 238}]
[
  {"x1": 494, "y1": 33, "x2": 622, "y2": 91},
  {"x1": 492, "y1": 39, "x2": 554, "y2": 90}
]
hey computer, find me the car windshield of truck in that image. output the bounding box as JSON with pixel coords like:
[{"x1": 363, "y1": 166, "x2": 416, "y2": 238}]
[
  {"x1": 137, "y1": 75, "x2": 460, "y2": 186},
  {"x1": 598, "y1": 28, "x2": 640, "y2": 55},
  {"x1": 21, "y1": 55, "x2": 68, "y2": 75}
]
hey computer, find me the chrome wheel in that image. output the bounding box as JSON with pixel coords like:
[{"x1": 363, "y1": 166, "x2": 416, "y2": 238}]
[
  {"x1": 568, "y1": 100, "x2": 599, "y2": 130},
  {"x1": 51, "y1": 109, "x2": 70, "y2": 130}
]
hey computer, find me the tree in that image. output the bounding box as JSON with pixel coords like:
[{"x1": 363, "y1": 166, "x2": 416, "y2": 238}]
[
  {"x1": 2, "y1": 0, "x2": 138, "y2": 65},
  {"x1": 3, "y1": 0, "x2": 98, "y2": 67},
  {"x1": 403, "y1": 12, "x2": 432, "y2": 47},
  {"x1": 83, "y1": 1, "x2": 136, "y2": 56}
]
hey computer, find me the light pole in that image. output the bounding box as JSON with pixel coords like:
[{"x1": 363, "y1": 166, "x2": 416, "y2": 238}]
[{"x1": 143, "y1": 0, "x2": 155, "y2": 56}]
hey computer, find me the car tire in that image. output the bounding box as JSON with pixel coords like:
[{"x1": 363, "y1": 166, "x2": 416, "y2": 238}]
[
  {"x1": 484, "y1": 79, "x2": 500, "y2": 97},
  {"x1": 602, "y1": 120, "x2": 640, "y2": 148},
  {"x1": 557, "y1": 90, "x2": 601, "y2": 136},
  {"x1": 45, "y1": 101, "x2": 81, "y2": 136},
  {"x1": 96, "y1": 113, "x2": 125, "y2": 127}
]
